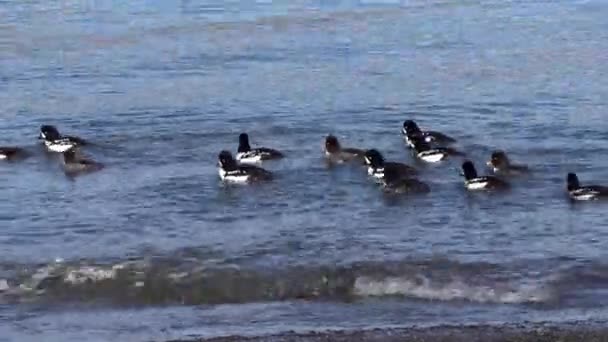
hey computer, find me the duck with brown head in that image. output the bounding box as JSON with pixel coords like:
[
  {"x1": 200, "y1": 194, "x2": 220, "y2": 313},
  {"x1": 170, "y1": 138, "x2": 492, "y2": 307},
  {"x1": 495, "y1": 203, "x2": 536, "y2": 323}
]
[
  {"x1": 62, "y1": 147, "x2": 103, "y2": 174},
  {"x1": 487, "y1": 150, "x2": 529, "y2": 176},
  {"x1": 324, "y1": 135, "x2": 364, "y2": 163}
]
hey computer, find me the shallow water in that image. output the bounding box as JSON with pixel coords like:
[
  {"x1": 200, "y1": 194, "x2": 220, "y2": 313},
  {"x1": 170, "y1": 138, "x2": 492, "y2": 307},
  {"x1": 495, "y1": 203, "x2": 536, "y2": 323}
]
[{"x1": 1, "y1": 0, "x2": 608, "y2": 341}]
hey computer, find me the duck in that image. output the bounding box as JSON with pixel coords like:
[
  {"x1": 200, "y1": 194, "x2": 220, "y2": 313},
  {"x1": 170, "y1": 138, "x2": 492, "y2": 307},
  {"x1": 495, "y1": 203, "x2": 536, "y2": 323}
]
[
  {"x1": 402, "y1": 120, "x2": 456, "y2": 149},
  {"x1": 218, "y1": 150, "x2": 273, "y2": 183},
  {"x1": 566, "y1": 173, "x2": 608, "y2": 201},
  {"x1": 236, "y1": 133, "x2": 284, "y2": 164},
  {"x1": 324, "y1": 135, "x2": 364, "y2": 163},
  {"x1": 461, "y1": 160, "x2": 509, "y2": 191},
  {"x1": 486, "y1": 151, "x2": 529, "y2": 175},
  {"x1": 409, "y1": 135, "x2": 465, "y2": 163},
  {"x1": 39, "y1": 125, "x2": 88, "y2": 153},
  {"x1": 364, "y1": 149, "x2": 417, "y2": 180},
  {"x1": 62, "y1": 147, "x2": 104, "y2": 174},
  {"x1": 381, "y1": 166, "x2": 430, "y2": 194},
  {"x1": 0, "y1": 147, "x2": 30, "y2": 161}
]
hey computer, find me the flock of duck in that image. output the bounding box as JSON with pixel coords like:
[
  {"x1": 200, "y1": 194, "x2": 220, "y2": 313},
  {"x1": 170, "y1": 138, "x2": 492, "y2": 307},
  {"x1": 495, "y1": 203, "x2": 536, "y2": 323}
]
[{"x1": 1, "y1": 121, "x2": 607, "y2": 201}]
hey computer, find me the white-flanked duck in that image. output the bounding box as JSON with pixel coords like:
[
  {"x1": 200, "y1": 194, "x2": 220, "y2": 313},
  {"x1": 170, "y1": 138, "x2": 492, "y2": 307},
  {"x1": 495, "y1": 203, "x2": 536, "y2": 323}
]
[
  {"x1": 236, "y1": 133, "x2": 284, "y2": 164},
  {"x1": 218, "y1": 150, "x2": 273, "y2": 183},
  {"x1": 567, "y1": 173, "x2": 608, "y2": 201},
  {"x1": 402, "y1": 120, "x2": 455, "y2": 149},
  {"x1": 461, "y1": 160, "x2": 509, "y2": 191},
  {"x1": 39, "y1": 125, "x2": 88, "y2": 153},
  {"x1": 364, "y1": 149, "x2": 417, "y2": 180},
  {"x1": 409, "y1": 135, "x2": 465, "y2": 163}
]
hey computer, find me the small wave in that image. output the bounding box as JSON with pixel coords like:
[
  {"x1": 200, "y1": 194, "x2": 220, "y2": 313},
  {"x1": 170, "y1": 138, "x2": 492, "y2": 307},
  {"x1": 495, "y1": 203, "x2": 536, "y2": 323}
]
[
  {"x1": 1, "y1": 257, "x2": 607, "y2": 307},
  {"x1": 354, "y1": 276, "x2": 549, "y2": 304}
]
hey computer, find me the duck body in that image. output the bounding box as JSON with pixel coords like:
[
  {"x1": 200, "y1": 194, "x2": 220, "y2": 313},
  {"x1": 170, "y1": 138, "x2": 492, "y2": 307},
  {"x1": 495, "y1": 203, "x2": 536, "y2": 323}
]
[
  {"x1": 236, "y1": 133, "x2": 283, "y2": 164},
  {"x1": 218, "y1": 150, "x2": 273, "y2": 183},
  {"x1": 324, "y1": 135, "x2": 364, "y2": 163},
  {"x1": 62, "y1": 148, "x2": 104, "y2": 174},
  {"x1": 0, "y1": 147, "x2": 29, "y2": 161},
  {"x1": 462, "y1": 161, "x2": 509, "y2": 191},
  {"x1": 364, "y1": 149, "x2": 417, "y2": 180},
  {"x1": 402, "y1": 120, "x2": 455, "y2": 149},
  {"x1": 39, "y1": 125, "x2": 87, "y2": 153},
  {"x1": 409, "y1": 136, "x2": 464, "y2": 163},
  {"x1": 487, "y1": 151, "x2": 529, "y2": 176},
  {"x1": 567, "y1": 173, "x2": 608, "y2": 201},
  {"x1": 381, "y1": 167, "x2": 430, "y2": 194}
]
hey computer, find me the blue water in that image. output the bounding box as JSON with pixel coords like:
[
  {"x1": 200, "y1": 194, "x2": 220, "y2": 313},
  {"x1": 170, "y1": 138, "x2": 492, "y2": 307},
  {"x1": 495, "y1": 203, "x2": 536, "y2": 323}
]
[{"x1": 2, "y1": 0, "x2": 608, "y2": 341}]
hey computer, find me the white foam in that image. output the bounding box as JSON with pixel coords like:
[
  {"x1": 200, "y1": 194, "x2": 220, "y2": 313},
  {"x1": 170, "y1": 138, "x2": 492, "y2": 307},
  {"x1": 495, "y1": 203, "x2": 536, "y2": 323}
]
[
  {"x1": 0, "y1": 279, "x2": 9, "y2": 291},
  {"x1": 45, "y1": 140, "x2": 74, "y2": 153},
  {"x1": 354, "y1": 276, "x2": 549, "y2": 304},
  {"x1": 570, "y1": 189, "x2": 599, "y2": 201},
  {"x1": 236, "y1": 152, "x2": 262, "y2": 164},
  {"x1": 466, "y1": 179, "x2": 489, "y2": 190},
  {"x1": 64, "y1": 266, "x2": 117, "y2": 285},
  {"x1": 419, "y1": 151, "x2": 446, "y2": 163},
  {"x1": 368, "y1": 167, "x2": 384, "y2": 179},
  {"x1": 0, "y1": 154, "x2": 7, "y2": 160}
]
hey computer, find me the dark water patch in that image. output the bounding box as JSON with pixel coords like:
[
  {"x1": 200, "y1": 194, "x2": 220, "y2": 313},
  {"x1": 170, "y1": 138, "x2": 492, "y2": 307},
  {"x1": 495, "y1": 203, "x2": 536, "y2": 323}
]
[{"x1": 168, "y1": 322, "x2": 608, "y2": 342}]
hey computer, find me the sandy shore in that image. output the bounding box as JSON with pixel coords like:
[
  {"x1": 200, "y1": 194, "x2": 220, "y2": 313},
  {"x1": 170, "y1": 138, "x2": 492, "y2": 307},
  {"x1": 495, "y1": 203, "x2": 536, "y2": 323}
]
[{"x1": 168, "y1": 322, "x2": 608, "y2": 342}]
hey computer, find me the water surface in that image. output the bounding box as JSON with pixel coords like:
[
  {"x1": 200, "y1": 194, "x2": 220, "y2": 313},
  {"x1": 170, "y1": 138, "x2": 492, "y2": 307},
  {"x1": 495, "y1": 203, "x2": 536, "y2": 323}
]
[{"x1": 1, "y1": 0, "x2": 608, "y2": 341}]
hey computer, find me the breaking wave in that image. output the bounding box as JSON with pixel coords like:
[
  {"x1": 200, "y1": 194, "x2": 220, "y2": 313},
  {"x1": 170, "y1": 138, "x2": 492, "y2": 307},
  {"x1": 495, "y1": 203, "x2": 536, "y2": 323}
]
[{"x1": 0, "y1": 256, "x2": 605, "y2": 307}]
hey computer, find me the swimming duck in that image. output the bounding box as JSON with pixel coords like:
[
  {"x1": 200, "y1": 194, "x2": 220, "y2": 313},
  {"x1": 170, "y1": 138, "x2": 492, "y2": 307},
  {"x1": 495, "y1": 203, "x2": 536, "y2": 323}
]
[
  {"x1": 39, "y1": 125, "x2": 88, "y2": 153},
  {"x1": 381, "y1": 166, "x2": 430, "y2": 194},
  {"x1": 324, "y1": 135, "x2": 364, "y2": 163},
  {"x1": 218, "y1": 150, "x2": 273, "y2": 183},
  {"x1": 409, "y1": 135, "x2": 465, "y2": 163},
  {"x1": 0, "y1": 147, "x2": 29, "y2": 161},
  {"x1": 486, "y1": 151, "x2": 529, "y2": 175},
  {"x1": 62, "y1": 147, "x2": 104, "y2": 174},
  {"x1": 402, "y1": 120, "x2": 456, "y2": 149},
  {"x1": 236, "y1": 133, "x2": 284, "y2": 164},
  {"x1": 567, "y1": 173, "x2": 608, "y2": 201},
  {"x1": 461, "y1": 160, "x2": 509, "y2": 191},
  {"x1": 364, "y1": 149, "x2": 417, "y2": 180}
]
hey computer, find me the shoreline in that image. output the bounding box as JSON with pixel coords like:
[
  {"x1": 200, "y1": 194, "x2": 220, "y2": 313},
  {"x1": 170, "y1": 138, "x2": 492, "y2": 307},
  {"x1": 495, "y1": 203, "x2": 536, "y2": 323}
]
[{"x1": 168, "y1": 322, "x2": 608, "y2": 342}]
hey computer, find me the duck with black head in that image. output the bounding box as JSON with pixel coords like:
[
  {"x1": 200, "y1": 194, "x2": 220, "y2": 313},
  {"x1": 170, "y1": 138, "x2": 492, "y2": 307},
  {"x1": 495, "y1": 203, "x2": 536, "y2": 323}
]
[
  {"x1": 402, "y1": 120, "x2": 456, "y2": 149},
  {"x1": 409, "y1": 135, "x2": 465, "y2": 163},
  {"x1": 0, "y1": 147, "x2": 30, "y2": 161},
  {"x1": 324, "y1": 135, "x2": 364, "y2": 163},
  {"x1": 566, "y1": 173, "x2": 608, "y2": 201},
  {"x1": 39, "y1": 125, "x2": 88, "y2": 153},
  {"x1": 364, "y1": 149, "x2": 417, "y2": 180},
  {"x1": 487, "y1": 151, "x2": 529, "y2": 176},
  {"x1": 218, "y1": 150, "x2": 273, "y2": 183},
  {"x1": 461, "y1": 160, "x2": 509, "y2": 191},
  {"x1": 236, "y1": 133, "x2": 283, "y2": 164},
  {"x1": 62, "y1": 147, "x2": 104, "y2": 174}
]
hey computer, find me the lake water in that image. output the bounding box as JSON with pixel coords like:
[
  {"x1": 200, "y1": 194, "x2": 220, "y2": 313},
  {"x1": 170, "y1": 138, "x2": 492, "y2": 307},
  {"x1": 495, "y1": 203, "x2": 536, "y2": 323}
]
[{"x1": 1, "y1": 0, "x2": 608, "y2": 341}]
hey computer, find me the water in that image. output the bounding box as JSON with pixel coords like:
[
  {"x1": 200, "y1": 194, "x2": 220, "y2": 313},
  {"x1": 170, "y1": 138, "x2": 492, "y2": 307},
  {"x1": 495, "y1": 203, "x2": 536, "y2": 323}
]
[{"x1": 1, "y1": 0, "x2": 608, "y2": 341}]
